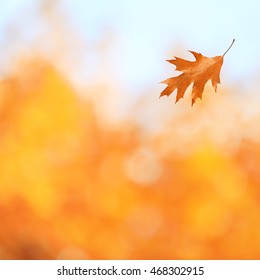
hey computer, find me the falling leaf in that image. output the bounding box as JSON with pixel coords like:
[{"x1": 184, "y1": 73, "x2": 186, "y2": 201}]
[{"x1": 160, "y1": 40, "x2": 235, "y2": 105}]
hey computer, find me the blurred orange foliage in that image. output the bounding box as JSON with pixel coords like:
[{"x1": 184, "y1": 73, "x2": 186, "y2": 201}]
[{"x1": 0, "y1": 56, "x2": 260, "y2": 260}]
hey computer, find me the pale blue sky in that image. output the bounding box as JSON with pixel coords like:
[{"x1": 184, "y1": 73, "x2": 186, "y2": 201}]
[{"x1": 1, "y1": 0, "x2": 260, "y2": 93}]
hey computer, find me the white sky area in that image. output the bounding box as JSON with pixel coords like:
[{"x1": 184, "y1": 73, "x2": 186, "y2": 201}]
[{"x1": 0, "y1": 0, "x2": 260, "y2": 95}]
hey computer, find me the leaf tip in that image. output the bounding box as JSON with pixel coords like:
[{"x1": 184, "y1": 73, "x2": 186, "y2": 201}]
[
  {"x1": 166, "y1": 59, "x2": 176, "y2": 65},
  {"x1": 188, "y1": 50, "x2": 202, "y2": 60}
]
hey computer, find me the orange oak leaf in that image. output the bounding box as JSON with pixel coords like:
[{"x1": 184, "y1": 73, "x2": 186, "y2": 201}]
[{"x1": 160, "y1": 39, "x2": 235, "y2": 105}]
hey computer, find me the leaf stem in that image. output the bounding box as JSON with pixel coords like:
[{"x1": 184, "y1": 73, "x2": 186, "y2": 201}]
[{"x1": 222, "y1": 39, "x2": 235, "y2": 57}]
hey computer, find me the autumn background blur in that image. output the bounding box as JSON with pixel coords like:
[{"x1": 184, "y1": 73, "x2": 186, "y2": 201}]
[{"x1": 0, "y1": 0, "x2": 260, "y2": 259}]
